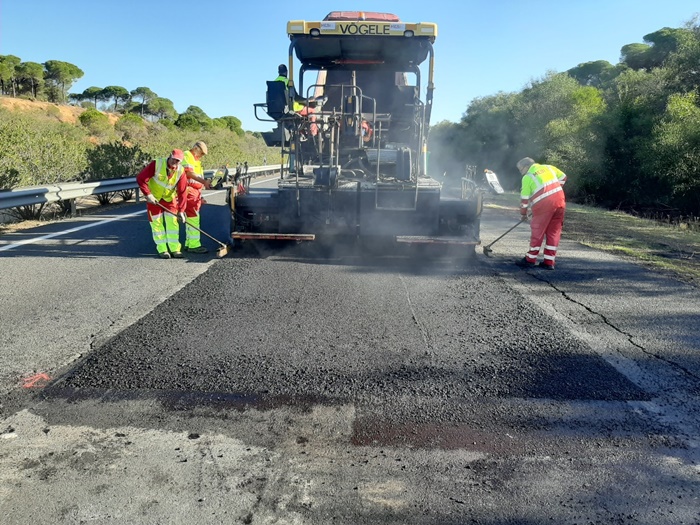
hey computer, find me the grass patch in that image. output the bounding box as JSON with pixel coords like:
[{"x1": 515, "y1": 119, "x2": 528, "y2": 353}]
[{"x1": 485, "y1": 193, "x2": 700, "y2": 285}]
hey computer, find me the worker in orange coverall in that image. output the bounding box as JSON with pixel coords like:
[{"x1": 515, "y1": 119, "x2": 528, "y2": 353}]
[
  {"x1": 181, "y1": 141, "x2": 211, "y2": 254},
  {"x1": 515, "y1": 157, "x2": 567, "y2": 271},
  {"x1": 136, "y1": 149, "x2": 188, "y2": 259}
]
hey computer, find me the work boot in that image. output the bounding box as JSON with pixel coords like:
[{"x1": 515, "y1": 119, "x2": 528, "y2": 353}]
[
  {"x1": 188, "y1": 246, "x2": 209, "y2": 254},
  {"x1": 158, "y1": 252, "x2": 171, "y2": 259},
  {"x1": 538, "y1": 262, "x2": 555, "y2": 271},
  {"x1": 515, "y1": 257, "x2": 536, "y2": 268},
  {"x1": 171, "y1": 251, "x2": 184, "y2": 258}
]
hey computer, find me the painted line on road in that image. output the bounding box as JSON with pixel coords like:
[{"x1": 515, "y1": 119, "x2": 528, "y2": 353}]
[
  {"x1": 0, "y1": 209, "x2": 145, "y2": 252},
  {"x1": 0, "y1": 180, "x2": 276, "y2": 253}
]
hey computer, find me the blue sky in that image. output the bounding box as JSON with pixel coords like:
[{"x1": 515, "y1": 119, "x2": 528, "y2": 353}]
[{"x1": 2, "y1": 1, "x2": 698, "y2": 132}]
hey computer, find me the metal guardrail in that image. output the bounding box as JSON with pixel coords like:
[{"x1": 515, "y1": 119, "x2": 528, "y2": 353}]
[
  {"x1": 0, "y1": 164, "x2": 283, "y2": 213},
  {"x1": 0, "y1": 179, "x2": 137, "y2": 211}
]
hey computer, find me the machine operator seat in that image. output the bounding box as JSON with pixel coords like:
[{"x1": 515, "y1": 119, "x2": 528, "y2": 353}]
[
  {"x1": 387, "y1": 85, "x2": 419, "y2": 143},
  {"x1": 388, "y1": 85, "x2": 418, "y2": 121},
  {"x1": 265, "y1": 80, "x2": 289, "y2": 121},
  {"x1": 262, "y1": 80, "x2": 307, "y2": 148}
]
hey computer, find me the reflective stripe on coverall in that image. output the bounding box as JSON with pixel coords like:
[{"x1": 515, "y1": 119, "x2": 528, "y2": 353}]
[
  {"x1": 182, "y1": 149, "x2": 205, "y2": 250},
  {"x1": 147, "y1": 158, "x2": 184, "y2": 254},
  {"x1": 520, "y1": 164, "x2": 566, "y2": 267}
]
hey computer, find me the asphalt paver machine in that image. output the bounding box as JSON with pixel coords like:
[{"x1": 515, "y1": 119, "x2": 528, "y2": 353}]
[{"x1": 233, "y1": 11, "x2": 482, "y2": 254}]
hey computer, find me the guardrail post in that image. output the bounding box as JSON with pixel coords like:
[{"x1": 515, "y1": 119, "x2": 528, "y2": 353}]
[
  {"x1": 136, "y1": 188, "x2": 142, "y2": 203},
  {"x1": 70, "y1": 198, "x2": 77, "y2": 217}
]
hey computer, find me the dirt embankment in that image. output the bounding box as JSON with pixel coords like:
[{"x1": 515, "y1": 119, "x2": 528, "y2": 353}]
[{"x1": 0, "y1": 97, "x2": 120, "y2": 125}]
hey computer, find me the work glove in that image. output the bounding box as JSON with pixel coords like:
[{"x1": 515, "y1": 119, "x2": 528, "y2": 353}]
[
  {"x1": 520, "y1": 214, "x2": 529, "y2": 222},
  {"x1": 145, "y1": 194, "x2": 158, "y2": 205},
  {"x1": 178, "y1": 212, "x2": 187, "y2": 224}
]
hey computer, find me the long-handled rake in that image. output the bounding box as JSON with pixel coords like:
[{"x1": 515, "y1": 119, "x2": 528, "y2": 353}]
[
  {"x1": 482, "y1": 220, "x2": 524, "y2": 257},
  {"x1": 153, "y1": 201, "x2": 232, "y2": 258}
]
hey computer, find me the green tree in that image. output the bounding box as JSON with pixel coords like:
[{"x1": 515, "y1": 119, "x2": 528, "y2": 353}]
[
  {"x1": 43, "y1": 60, "x2": 84, "y2": 102},
  {"x1": 567, "y1": 60, "x2": 622, "y2": 88},
  {"x1": 144, "y1": 97, "x2": 177, "y2": 121},
  {"x1": 130, "y1": 87, "x2": 156, "y2": 117},
  {"x1": 665, "y1": 18, "x2": 700, "y2": 94},
  {"x1": 79, "y1": 86, "x2": 107, "y2": 108},
  {"x1": 647, "y1": 92, "x2": 700, "y2": 213},
  {"x1": 642, "y1": 27, "x2": 692, "y2": 67},
  {"x1": 15, "y1": 61, "x2": 44, "y2": 99},
  {"x1": 0, "y1": 61, "x2": 12, "y2": 96},
  {"x1": 596, "y1": 67, "x2": 671, "y2": 209},
  {"x1": 0, "y1": 55, "x2": 21, "y2": 96},
  {"x1": 446, "y1": 73, "x2": 609, "y2": 195},
  {"x1": 460, "y1": 92, "x2": 520, "y2": 180},
  {"x1": 541, "y1": 85, "x2": 607, "y2": 197},
  {"x1": 620, "y1": 43, "x2": 654, "y2": 71},
  {"x1": 101, "y1": 85, "x2": 130, "y2": 112},
  {"x1": 176, "y1": 105, "x2": 212, "y2": 130},
  {"x1": 509, "y1": 72, "x2": 584, "y2": 162},
  {"x1": 174, "y1": 113, "x2": 201, "y2": 131},
  {"x1": 620, "y1": 28, "x2": 691, "y2": 71},
  {"x1": 213, "y1": 115, "x2": 244, "y2": 136}
]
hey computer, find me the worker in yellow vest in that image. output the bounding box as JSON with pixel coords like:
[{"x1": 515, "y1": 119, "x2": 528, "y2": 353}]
[
  {"x1": 136, "y1": 149, "x2": 188, "y2": 259},
  {"x1": 181, "y1": 141, "x2": 211, "y2": 254},
  {"x1": 274, "y1": 64, "x2": 306, "y2": 112},
  {"x1": 515, "y1": 157, "x2": 567, "y2": 270}
]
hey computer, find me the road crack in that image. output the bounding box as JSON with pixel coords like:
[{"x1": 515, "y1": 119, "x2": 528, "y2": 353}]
[
  {"x1": 399, "y1": 275, "x2": 433, "y2": 355},
  {"x1": 534, "y1": 274, "x2": 700, "y2": 382}
]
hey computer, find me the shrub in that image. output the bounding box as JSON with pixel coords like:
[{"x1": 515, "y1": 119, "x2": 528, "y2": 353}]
[
  {"x1": 45, "y1": 105, "x2": 62, "y2": 120},
  {"x1": 85, "y1": 142, "x2": 150, "y2": 205},
  {"x1": 115, "y1": 113, "x2": 147, "y2": 142},
  {"x1": 85, "y1": 141, "x2": 150, "y2": 181},
  {"x1": 0, "y1": 167, "x2": 21, "y2": 190},
  {"x1": 79, "y1": 108, "x2": 112, "y2": 137},
  {"x1": 0, "y1": 109, "x2": 89, "y2": 187}
]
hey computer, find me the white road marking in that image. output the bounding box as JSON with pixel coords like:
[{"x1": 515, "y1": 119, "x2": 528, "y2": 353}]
[
  {"x1": 0, "y1": 210, "x2": 145, "y2": 252},
  {"x1": 0, "y1": 180, "x2": 276, "y2": 253}
]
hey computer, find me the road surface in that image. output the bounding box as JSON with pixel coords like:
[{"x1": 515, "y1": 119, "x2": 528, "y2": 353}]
[{"x1": 1, "y1": 185, "x2": 699, "y2": 524}]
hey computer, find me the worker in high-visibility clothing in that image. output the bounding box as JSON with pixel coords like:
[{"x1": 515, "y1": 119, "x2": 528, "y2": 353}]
[
  {"x1": 181, "y1": 141, "x2": 211, "y2": 254},
  {"x1": 515, "y1": 157, "x2": 567, "y2": 270},
  {"x1": 275, "y1": 64, "x2": 320, "y2": 136},
  {"x1": 137, "y1": 149, "x2": 188, "y2": 259},
  {"x1": 274, "y1": 64, "x2": 306, "y2": 112}
]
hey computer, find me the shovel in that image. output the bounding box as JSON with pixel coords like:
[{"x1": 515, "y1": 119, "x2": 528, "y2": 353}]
[
  {"x1": 153, "y1": 201, "x2": 232, "y2": 258},
  {"x1": 482, "y1": 220, "x2": 524, "y2": 257}
]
